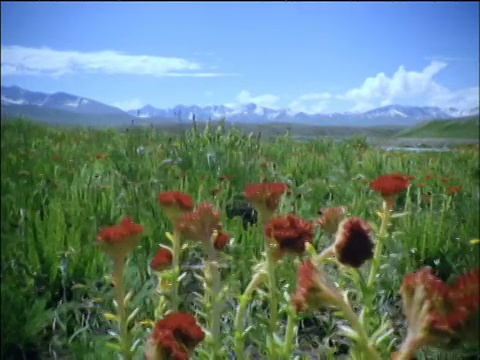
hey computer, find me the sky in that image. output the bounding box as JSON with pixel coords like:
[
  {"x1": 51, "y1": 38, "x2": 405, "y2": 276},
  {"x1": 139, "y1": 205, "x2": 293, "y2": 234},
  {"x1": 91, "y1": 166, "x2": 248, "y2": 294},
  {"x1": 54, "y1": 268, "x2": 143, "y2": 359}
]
[{"x1": 1, "y1": 2, "x2": 479, "y2": 114}]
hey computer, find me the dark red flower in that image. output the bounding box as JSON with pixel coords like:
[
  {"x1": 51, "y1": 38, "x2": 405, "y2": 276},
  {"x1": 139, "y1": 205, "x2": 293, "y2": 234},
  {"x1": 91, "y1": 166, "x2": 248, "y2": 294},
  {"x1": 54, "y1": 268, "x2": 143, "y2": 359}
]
[
  {"x1": 95, "y1": 153, "x2": 108, "y2": 159},
  {"x1": 151, "y1": 248, "x2": 173, "y2": 272},
  {"x1": 265, "y1": 214, "x2": 313, "y2": 259},
  {"x1": 244, "y1": 183, "x2": 289, "y2": 215},
  {"x1": 145, "y1": 312, "x2": 205, "y2": 360},
  {"x1": 333, "y1": 217, "x2": 374, "y2": 268}
]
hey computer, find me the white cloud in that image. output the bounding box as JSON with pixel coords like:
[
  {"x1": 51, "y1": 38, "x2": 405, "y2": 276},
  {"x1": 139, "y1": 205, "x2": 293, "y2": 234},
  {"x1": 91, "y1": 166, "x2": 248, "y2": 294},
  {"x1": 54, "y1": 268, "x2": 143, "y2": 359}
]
[
  {"x1": 1, "y1": 45, "x2": 235, "y2": 77},
  {"x1": 338, "y1": 61, "x2": 479, "y2": 111},
  {"x1": 288, "y1": 92, "x2": 332, "y2": 114},
  {"x1": 113, "y1": 98, "x2": 144, "y2": 111},
  {"x1": 428, "y1": 86, "x2": 480, "y2": 110},
  {"x1": 235, "y1": 90, "x2": 280, "y2": 108}
]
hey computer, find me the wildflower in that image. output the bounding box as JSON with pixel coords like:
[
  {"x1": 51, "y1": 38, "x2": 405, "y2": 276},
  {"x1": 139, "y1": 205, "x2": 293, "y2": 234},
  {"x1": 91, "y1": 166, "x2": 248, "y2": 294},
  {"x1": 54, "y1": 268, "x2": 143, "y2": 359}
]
[
  {"x1": 151, "y1": 248, "x2": 173, "y2": 272},
  {"x1": 440, "y1": 177, "x2": 450, "y2": 183},
  {"x1": 97, "y1": 217, "x2": 143, "y2": 261},
  {"x1": 145, "y1": 312, "x2": 205, "y2": 360},
  {"x1": 370, "y1": 173, "x2": 413, "y2": 210},
  {"x1": 158, "y1": 191, "x2": 195, "y2": 224},
  {"x1": 315, "y1": 206, "x2": 348, "y2": 234},
  {"x1": 176, "y1": 203, "x2": 228, "y2": 250},
  {"x1": 424, "y1": 174, "x2": 435, "y2": 180},
  {"x1": 244, "y1": 182, "x2": 289, "y2": 218},
  {"x1": 333, "y1": 217, "x2": 374, "y2": 268},
  {"x1": 397, "y1": 267, "x2": 479, "y2": 355},
  {"x1": 213, "y1": 230, "x2": 231, "y2": 251},
  {"x1": 95, "y1": 153, "x2": 108, "y2": 159},
  {"x1": 447, "y1": 186, "x2": 462, "y2": 195},
  {"x1": 265, "y1": 214, "x2": 313, "y2": 260},
  {"x1": 292, "y1": 260, "x2": 342, "y2": 312}
]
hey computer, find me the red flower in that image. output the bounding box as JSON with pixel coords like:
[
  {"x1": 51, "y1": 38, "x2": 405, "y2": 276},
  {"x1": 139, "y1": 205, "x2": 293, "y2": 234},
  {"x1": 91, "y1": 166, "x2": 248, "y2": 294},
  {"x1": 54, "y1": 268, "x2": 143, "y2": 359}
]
[
  {"x1": 440, "y1": 177, "x2": 450, "y2": 183},
  {"x1": 151, "y1": 248, "x2": 173, "y2": 272},
  {"x1": 97, "y1": 217, "x2": 143, "y2": 260},
  {"x1": 213, "y1": 230, "x2": 231, "y2": 251},
  {"x1": 370, "y1": 173, "x2": 413, "y2": 209},
  {"x1": 447, "y1": 186, "x2": 462, "y2": 195},
  {"x1": 370, "y1": 173, "x2": 413, "y2": 196},
  {"x1": 315, "y1": 206, "x2": 348, "y2": 234},
  {"x1": 95, "y1": 153, "x2": 108, "y2": 159},
  {"x1": 292, "y1": 260, "x2": 341, "y2": 312},
  {"x1": 244, "y1": 183, "x2": 289, "y2": 216},
  {"x1": 399, "y1": 267, "x2": 479, "y2": 350},
  {"x1": 176, "y1": 203, "x2": 221, "y2": 243},
  {"x1": 210, "y1": 187, "x2": 221, "y2": 196},
  {"x1": 145, "y1": 312, "x2": 205, "y2": 360},
  {"x1": 265, "y1": 214, "x2": 313, "y2": 260},
  {"x1": 158, "y1": 191, "x2": 195, "y2": 212},
  {"x1": 333, "y1": 217, "x2": 374, "y2": 268},
  {"x1": 158, "y1": 191, "x2": 195, "y2": 224},
  {"x1": 424, "y1": 174, "x2": 435, "y2": 180}
]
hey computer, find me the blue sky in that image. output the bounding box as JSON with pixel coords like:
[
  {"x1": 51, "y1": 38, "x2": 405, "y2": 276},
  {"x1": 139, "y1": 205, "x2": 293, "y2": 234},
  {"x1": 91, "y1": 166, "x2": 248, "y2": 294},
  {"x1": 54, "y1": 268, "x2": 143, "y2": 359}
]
[{"x1": 1, "y1": 2, "x2": 479, "y2": 113}]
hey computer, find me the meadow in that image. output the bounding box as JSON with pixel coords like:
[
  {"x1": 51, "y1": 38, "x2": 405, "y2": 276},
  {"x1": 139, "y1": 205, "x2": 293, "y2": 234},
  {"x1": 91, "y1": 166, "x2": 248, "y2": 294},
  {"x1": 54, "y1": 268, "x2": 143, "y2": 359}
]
[{"x1": 1, "y1": 118, "x2": 479, "y2": 360}]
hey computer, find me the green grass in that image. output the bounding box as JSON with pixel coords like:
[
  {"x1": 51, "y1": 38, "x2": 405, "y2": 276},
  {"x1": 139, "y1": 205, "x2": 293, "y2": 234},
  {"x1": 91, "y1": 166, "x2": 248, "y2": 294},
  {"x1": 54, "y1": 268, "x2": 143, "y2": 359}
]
[
  {"x1": 395, "y1": 115, "x2": 480, "y2": 139},
  {"x1": 1, "y1": 118, "x2": 479, "y2": 359}
]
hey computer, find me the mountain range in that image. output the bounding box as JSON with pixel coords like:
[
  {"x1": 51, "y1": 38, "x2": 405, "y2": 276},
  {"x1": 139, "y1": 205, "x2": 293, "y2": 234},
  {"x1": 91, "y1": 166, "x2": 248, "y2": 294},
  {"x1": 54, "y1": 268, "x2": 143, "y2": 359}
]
[{"x1": 1, "y1": 85, "x2": 479, "y2": 127}]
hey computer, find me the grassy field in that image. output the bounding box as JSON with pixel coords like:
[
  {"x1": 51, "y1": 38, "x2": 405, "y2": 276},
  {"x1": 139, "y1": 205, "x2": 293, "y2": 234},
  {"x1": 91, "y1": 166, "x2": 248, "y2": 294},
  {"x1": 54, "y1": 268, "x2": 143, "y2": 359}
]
[
  {"x1": 1, "y1": 118, "x2": 479, "y2": 359},
  {"x1": 396, "y1": 116, "x2": 480, "y2": 140}
]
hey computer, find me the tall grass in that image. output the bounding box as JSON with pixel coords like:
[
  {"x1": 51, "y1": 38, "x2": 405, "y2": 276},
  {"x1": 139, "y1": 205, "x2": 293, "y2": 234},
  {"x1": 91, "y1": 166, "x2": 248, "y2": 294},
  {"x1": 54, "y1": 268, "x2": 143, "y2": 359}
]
[{"x1": 1, "y1": 118, "x2": 479, "y2": 359}]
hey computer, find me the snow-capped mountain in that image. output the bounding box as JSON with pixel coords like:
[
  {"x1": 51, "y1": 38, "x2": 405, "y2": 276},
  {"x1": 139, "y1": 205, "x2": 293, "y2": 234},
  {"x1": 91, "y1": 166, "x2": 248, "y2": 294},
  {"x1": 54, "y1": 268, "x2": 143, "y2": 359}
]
[
  {"x1": 1, "y1": 85, "x2": 125, "y2": 115},
  {"x1": 1, "y1": 85, "x2": 478, "y2": 127},
  {"x1": 128, "y1": 102, "x2": 479, "y2": 127}
]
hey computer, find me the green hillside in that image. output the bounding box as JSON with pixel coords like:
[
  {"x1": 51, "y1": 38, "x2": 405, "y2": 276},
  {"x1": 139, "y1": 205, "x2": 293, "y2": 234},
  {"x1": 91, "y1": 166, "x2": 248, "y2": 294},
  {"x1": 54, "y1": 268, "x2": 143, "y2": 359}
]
[{"x1": 396, "y1": 116, "x2": 479, "y2": 139}]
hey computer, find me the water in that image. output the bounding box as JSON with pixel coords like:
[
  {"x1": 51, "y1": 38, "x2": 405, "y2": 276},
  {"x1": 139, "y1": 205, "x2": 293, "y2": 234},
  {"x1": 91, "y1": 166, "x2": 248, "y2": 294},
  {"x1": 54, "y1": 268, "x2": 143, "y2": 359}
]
[{"x1": 382, "y1": 146, "x2": 452, "y2": 153}]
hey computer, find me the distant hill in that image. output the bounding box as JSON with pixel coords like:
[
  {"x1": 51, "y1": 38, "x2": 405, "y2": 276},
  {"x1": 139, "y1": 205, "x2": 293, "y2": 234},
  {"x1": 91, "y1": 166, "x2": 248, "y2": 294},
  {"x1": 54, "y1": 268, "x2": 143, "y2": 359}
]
[{"x1": 395, "y1": 116, "x2": 480, "y2": 139}]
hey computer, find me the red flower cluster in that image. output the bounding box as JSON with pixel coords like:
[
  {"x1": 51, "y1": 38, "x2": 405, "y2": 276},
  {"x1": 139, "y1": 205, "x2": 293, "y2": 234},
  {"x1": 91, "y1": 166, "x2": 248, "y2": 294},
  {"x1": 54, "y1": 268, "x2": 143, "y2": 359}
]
[
  {"x1": 244, "y1": 182, "x2": 289, "y2": 215},
  {"x1": 151, "y1": 248, "x2": 173, "y2": 272},
  {"x1": 97, "y1": 217, "x2": 144, "y2": 260},
  {"x1": 146, "y1": 312, "x2": 205, "y2": 360},
  {"x1": 401, "y1": 267, "x2": 479, "y2": 345},
  {"x1": 265, "y1": 214, "x2": 313, "y2": 260},
  {"x1": 97, "y1": 217, "x2": 143, "y2": 245}
]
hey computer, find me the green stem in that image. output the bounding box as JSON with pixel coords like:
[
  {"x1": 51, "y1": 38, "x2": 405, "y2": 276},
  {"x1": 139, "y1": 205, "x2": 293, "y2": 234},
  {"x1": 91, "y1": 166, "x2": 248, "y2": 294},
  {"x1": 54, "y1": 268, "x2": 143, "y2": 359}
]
[
  {"x1": 113, "y1": 258, "x2": 132, "y2": 360},
  {"x1": 204, "y1": 243, "x2": 222, "y2": 359},
  {"x1": 234, "y1": 267, "x2": 267, "y2": 360},
  {"x1": 394, "y1": 331, "x2": 423, "y2": 360},
  {"x1": 282, "y1": 303, "x2": 298, "y2": 358},
  {"x1": 265, "y1": 240, "x2": 279, "y2": 360},
  {"x1": 337, "y1": 296, "x2": 382, "y2": 360},
  {"x1": 367, "y1": 203, "x2": 390, "y2": 288},
  {"x1": 171, "y1": 230, "x2": 181, "y2": 311}
]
